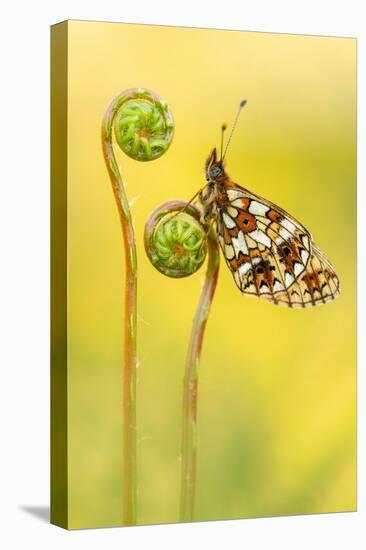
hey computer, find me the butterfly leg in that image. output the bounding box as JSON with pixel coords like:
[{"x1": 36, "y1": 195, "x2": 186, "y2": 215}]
[
  {"x1": 195, "y1": 215, "x2": 216, "y2": 258},
  {"x1": 167, "y1": 189, "x2": 202, "y2": 222}
]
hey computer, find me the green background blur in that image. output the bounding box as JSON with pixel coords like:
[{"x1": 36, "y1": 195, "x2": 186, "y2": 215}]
[{"x1": 66, "y1": 21, "x2": 356, "y2": 528}]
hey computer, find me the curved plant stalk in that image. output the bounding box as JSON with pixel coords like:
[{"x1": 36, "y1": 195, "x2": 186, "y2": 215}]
[
  {"x1": 144, "y1": 200, "x2": 220, "y2": 523},
  {"x1": 102, "y1": 88, "x2": 174, "y2": 526},
  {"x1": 180, "y1": 223, "x2": 219, "y2": 522}
]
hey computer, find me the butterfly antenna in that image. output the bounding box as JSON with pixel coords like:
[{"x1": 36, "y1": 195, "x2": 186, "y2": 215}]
[
  {"x1": 220, "y1": 123, "x2": 227, "y2": 162},
  {"x1": 222, "y1": 99, "x2": 247, "y2": 160}
]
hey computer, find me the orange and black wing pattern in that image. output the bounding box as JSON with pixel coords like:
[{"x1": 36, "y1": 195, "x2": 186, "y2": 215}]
[{"x1": 216, "y1": 183, "x2": 340, "y2": 308}]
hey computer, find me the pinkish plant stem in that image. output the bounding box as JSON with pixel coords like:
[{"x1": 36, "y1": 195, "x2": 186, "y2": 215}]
[
  {"x1": 102, "y1": 91, "x2": 138, "y2": 526},
  {"x1": 180, "y1": 225, "x2": 220, "y2": 522}
]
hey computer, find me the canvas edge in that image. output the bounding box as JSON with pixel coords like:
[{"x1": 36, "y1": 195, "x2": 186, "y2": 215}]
[{"x1": 50, "y1": 20, "x2": 69, "y2": 530}]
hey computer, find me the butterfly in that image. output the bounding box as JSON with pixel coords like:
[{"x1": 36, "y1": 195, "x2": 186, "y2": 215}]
[{"x1": 196, "y1": 100, "x2": 340, "y2": 308}]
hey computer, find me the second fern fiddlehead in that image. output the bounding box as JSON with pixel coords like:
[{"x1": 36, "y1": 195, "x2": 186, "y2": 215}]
[
  {"x1": 102, "y1": 88, "x2": 174, "y2": 526},
  {"x1": 145, "y1": 202, "x2": 207, "y2": 278},
  {"x1": 145, "y1": 200, "x2": 220, "y2": 522}
]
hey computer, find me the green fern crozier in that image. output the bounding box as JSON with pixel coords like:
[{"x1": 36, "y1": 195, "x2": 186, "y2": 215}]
[
  {"x1": 146, "y1": 211, "x2": 207, "y2": 278},
  {"x1": 114, "y1": 88, "x2": 174, "y2": 161}
]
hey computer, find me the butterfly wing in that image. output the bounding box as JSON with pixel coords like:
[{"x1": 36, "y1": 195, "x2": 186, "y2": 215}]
[{"x1": 216, "y1": 182, "x2": 340, "y2": 308}]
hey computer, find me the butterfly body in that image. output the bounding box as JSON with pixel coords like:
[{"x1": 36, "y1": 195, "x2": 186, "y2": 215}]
[{"x1": 198, "y1": 148, "x2": 340, "y2": 308}]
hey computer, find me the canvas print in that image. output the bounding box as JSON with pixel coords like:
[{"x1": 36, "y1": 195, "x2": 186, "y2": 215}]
[{"x1": 51, "y1": 20, "x2": 356, "y2": 529}]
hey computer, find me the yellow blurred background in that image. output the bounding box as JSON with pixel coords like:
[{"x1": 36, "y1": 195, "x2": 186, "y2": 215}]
[{"x1": 66, "y1": 21, "x2": 356, "y2": 528}]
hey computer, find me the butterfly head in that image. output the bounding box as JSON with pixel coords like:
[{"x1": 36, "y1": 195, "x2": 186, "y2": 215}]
[{"x1": 205, "y1": 148, "x2": 225, "y2": 182}]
